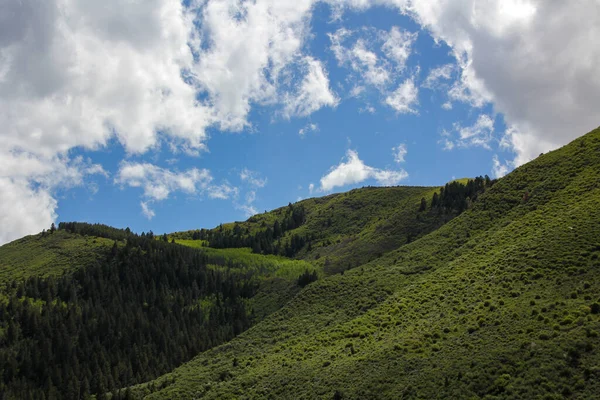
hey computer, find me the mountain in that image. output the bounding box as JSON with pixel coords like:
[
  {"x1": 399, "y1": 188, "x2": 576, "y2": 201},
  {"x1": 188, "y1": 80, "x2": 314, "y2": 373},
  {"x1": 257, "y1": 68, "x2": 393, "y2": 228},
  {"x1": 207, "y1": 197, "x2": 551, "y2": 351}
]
[
  {"x1": 1, "y1": 127, "x2": 599, "y2": 399},
  {"x1": 133, "y1": 127, "x2": 600, "y2": 399}
]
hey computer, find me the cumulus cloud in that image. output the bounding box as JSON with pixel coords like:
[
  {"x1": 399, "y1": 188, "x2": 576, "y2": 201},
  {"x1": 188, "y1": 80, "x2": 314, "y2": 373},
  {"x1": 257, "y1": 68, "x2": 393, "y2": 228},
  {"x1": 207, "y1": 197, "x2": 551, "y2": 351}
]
[
  {"x1": 319, "y1": 149, "x2": 408, "y2": 192},
  {"x1": 385, "y1": 78, "x2": 418, "y2": 114},
  {"x1": 392, "y1": 144, "x2": 407, "y2": 163},
  {"x1": 115, "y1": 162, "x2": 236, "y2": 217},
  {"x1": 0, "y1": 152, "x2": 107, "y2": 244},
  {"x1": 0, "y1": 178, "x2": 57, "y2": 244}
]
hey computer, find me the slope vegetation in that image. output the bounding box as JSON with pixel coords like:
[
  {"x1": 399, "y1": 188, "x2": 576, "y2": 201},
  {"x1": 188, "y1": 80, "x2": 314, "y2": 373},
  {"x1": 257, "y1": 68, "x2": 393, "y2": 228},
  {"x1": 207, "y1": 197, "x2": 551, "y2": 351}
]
[
  {"x1": 0, "y1": 230, "x2": 114, "y2": 284},
  {"x1": 174, "y1": 184, "x2": 461, "y2": 274},
  {"x1": 139, "y1": 127, "x2": 600, "y2": 399}
]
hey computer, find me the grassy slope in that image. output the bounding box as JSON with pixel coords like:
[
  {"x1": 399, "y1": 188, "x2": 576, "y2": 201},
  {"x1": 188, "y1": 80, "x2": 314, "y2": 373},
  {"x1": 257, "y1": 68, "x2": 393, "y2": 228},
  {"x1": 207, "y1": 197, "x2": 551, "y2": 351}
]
[
  {"x1": 0, "y1": 230, "x2": 114, "y2": 284},
  {"x1": 140, "y1": 128, "x2": 600, "y2": 399},
  {"x1": 176, "y1": 185, "x2": 448, "y2": 274}
]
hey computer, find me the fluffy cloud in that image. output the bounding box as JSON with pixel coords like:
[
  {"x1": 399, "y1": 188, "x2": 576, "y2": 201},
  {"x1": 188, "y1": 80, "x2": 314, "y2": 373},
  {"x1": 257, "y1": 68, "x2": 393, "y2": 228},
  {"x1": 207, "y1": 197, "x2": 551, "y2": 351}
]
[
  {"x1": 392, "y1": 144, "x2": 407, "y2": 163},
  {"x1": 0, "y1": 0, "x2": 331, "y2": 241},
  {"x1": 0, "y1": 152, "x2": 106, "y2": 243},
  {"x1": 0, "y1": 178, "x2": 57, "y2": 245},
  {"x1": 385, "y1": 78, "x2": 418, "y2": 114},
  {"x1": 319, "y1": 149, "x2": 408, "y2": 192},
  {"x1": 115, "y1": 162, "x2": 236, "y2": 218}
]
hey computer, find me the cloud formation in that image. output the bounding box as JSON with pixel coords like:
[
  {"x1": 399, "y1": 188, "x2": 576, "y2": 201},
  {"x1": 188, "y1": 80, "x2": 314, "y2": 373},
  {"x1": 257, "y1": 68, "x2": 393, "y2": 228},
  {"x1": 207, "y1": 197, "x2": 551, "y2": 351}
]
[
  {"x1": 384, "y1": 0, "x2": 600, "y2": 165},
  {"x1": 115, "y1": 162, "x2": 236, "y2": 219},
  {"x1": 319, "y1": 149, "x2": 408, "y2": 192},
  {"x1": 385, "y1": 78, "x2": 418, "y2": 114},
  {"x1": 283, "y1": 57, "x2": 338, "y2": 118},
  {"x1": 392, "y1": 144, "x2": 407, "y2": 163}
]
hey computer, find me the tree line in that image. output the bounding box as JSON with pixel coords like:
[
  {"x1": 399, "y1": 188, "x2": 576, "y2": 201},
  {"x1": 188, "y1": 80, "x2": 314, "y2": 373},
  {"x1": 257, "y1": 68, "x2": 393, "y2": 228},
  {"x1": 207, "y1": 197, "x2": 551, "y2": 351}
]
[
  {"x1": 182, "y1": 203, "x2": 310, "y2": 257},
  {"x1": 420, "y1": 176, "x2": 496, "y2": 214}
]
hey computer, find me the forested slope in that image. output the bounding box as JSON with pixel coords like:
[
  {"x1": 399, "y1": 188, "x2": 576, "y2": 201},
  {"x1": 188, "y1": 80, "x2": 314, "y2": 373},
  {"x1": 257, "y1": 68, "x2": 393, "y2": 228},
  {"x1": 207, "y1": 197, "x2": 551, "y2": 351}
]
[
  {"x1": 0, "y1": 224, "x2": 302, "y2": 399},
  {"x1": 138, "y1": 127, "x2": 600, "y2": 399}
]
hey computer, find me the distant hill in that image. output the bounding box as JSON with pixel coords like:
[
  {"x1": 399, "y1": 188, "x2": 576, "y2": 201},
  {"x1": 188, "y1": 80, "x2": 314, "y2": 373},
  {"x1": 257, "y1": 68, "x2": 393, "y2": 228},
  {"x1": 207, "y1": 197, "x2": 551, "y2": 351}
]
[
  {"x1": 137, "y1": 127, "x2": 600, "y2": 399},
  {"x1": 172, "y1": 182, "x2": 481, "y2": 275}
]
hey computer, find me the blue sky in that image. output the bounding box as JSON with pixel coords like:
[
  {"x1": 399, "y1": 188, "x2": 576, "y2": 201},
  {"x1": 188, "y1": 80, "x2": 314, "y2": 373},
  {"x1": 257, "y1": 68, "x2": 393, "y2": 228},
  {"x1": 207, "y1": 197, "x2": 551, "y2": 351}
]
[{"x1": 1, "y1": 0, "x2": 599, "y2": 243}]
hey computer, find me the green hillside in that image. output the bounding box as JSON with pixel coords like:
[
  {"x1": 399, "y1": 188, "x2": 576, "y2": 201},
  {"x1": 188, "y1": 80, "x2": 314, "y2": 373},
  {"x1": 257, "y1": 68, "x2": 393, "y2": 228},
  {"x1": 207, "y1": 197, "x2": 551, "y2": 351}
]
[
  {"x1": 173, "y1": 184, "x2": 467, "y2": 274},
  {"x1": 136, "y1": 127, "x2": 600, "y2": 399},
  {"x1": 0, "y1": 230, "x2": 114, "y2": 284}
]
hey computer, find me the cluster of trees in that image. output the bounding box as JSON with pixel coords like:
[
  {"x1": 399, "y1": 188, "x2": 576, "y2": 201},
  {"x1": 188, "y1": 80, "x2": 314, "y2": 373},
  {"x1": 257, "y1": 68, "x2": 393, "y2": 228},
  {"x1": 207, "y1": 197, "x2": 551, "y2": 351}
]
[
  {"x1": 426, "y1": 176, "x2": 496, "y2": 214},
  {"x1": 297, "y1": 269, "x2": 319, "y2": 288},
  {"x1": 185, "y1": 203, "x2": 309, "y2": 257},
  {"x1": 0, "y1": 223, "x2": 258, "y2": 399}
]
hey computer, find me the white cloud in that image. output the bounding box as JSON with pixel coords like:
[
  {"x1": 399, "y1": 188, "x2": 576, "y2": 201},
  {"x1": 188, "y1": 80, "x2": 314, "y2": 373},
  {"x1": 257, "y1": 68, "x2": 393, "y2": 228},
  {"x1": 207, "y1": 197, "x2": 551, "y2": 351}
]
[
  {"x1": 492, "y1": 155, "x2": 511, "y2": 178},
  {"x1": 392, "y1": 144, "x2": 407, "y2": 163},
  {"x1": 438, "y1": 115, "x2": 496, "y2": 150},
  {"x1": 0, "y1": 0, "x2": 212, "y2": 157},
  {"x1": 0, "y1": 178, "x2": 57, "y2": 244},
  {"x1": 140, "y1": 201, "x2": 156, "y2": 220},
  {"x1": 385, "y1": 78, "x2": 418, "y2": 114},
  {"x1": 283, "y1": 56, "x2": 338, "y2": 117},
  {"x1": 308, "y1": 183, "x2": 315, "y2": 194},
  {"x1": 330, "y1": 25, "x2": 416, "y2": 89},
  {"x1": 381, "y1": 26, "x2": 417, "y2": 70},
  {"x1": 456, "y1": 114, "x2": 495, "y2": 149},
  {"x1": 0, "y1": 152, "x2": 106, "y2": 244},
  {"x1": 115, "y1": 162, "x2": 236, "y2": 217},
  {"x1": 240, "y1": 168, "x2": 267, "y2": 188},
  {"x1": 299, "y1": 123, "x2": 319, "y2": 137},
  {"x1": 319, "y1": 149, "x2": 408, "y2": 192},
  {"x1": 423, "y1": 64, "x2": 455, "y2": 89}
]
